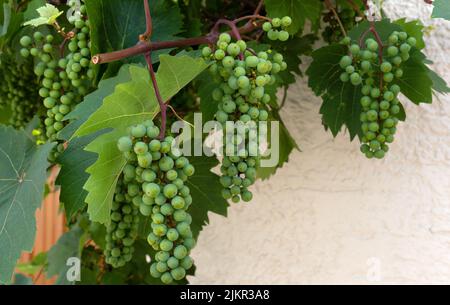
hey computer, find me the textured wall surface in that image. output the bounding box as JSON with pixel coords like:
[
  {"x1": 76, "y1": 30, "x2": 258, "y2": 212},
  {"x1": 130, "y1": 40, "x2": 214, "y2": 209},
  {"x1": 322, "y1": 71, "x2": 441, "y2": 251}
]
[{"x1": 190, "y1": 0, "x2": 450, "y2": 284}]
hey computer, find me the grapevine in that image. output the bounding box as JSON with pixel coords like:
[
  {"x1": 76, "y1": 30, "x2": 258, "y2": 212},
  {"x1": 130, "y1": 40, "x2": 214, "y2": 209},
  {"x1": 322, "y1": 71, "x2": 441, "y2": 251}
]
[{"x1": 0, "y1": 0, "x2": 446, "y2": 286}]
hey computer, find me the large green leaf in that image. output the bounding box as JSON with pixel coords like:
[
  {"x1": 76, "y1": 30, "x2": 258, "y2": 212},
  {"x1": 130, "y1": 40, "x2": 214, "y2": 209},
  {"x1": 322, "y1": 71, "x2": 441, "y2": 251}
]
[
  {"x1": 59, "y1": 64, "x2": 133, "y2": 141},
  {"x1": 56, "y1": 131, "x2": 107, "y2": 220},
  {"x1": 187, "y1": 156, "x2": 229, "y2": 239},
  {"x1": 257, "y1": 110, "x2": 299, "y2": 180},
  {"x1": 75, "y1": 56, "x2": 208, "y2": 224},
  {"x1": 432, "y1": 0, "x2": 450, "y2": 20},
  {"x1": 0, "y1": 125, "x2": 54, "y2": 284},
  {"x1": 264, "y1": 0, "x2": 322, "y2": 34},
  {"x1": 47, "y1": 226, "x2": 86, "y2": 285},
  {"x1": 85, "y1": 0, "x2": 183, "y2": 78},
  {"x1": 306, "y1": 43, "x2": 362, "y2": 138}
]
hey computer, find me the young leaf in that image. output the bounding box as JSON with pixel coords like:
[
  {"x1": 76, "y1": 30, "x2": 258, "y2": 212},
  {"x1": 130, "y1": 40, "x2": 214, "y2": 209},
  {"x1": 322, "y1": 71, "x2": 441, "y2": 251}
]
[
  {"x1": 23, "y1": 3, "x2": 62, "y2": 27},
  {"x1": 0, "y1": 125, "x2": 54, "y2": 284}
]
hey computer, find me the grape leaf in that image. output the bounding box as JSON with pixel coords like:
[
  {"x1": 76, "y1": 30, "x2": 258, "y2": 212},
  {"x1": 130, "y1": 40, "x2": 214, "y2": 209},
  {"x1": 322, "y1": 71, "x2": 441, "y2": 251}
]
[
  {"x1": 74, "y1": 56, "x2": 208, "y2": 224},
  {"x1": 23, "y1": 3, "x2": 62, "y2": 27},
  {"x1": 0, "y1": 125, "x2": 54, "y2": 284},
  {"x1": 257, "y1": 110, "x2": 299, "y2": 180},
  {"x1": 269, "y1": 34, "x2": 317, "y2": 85},
  {"x1": 396, "y1": 49, "x2": 433, "y2": 104},
  {"x1": 47, "y1": 226, "x2": 86, "y2": 285},
  {"x1": 196, "y1": 71, "x2": 220, "y2": 122},
  {"x1": 56, "y1": 131, "x2": 108, "y2": 220},
  {"x1": 85, "y1": 0, "x2": 183, "y2": 78},
  {"x1": 264, "y1": 0, "x2": 323, "y2": 34},
  {"x1": 186, "y1": 156, "x2": 229, "y2": 239},
  {"x1": 59, "y1": 64, "x2": 132, "y2": 141},
  {"x1": 432, "y1": 0, "x2": 450, "y2": 20},
  {"x1": 307, "y1": 43, "x2": 363, "y2": 138}
]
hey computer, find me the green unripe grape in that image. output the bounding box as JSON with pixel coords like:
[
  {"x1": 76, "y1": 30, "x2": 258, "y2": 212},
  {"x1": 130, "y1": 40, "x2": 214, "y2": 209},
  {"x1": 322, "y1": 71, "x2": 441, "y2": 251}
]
[
  {"x1": 267, "y1": 29, "x2": 279, "y2": 41},
  {"x1": 281, "y1": 16, "x2": 292, "y2": 27},
  {"x1": 43, "y1": 97, "x2": 56, "y2": 108},
  {"x1": 387, "y1": 46, "x2": 399, "y2": 57},
  {"x1": 43, "y1": 44, "x2": 53, "y2": 53},
  {"x1": 30, "y1": 48, "x2": 39, "y2": 57},
  {"x1": 159, "y1": 156, "x2": 174, "y2": 172},
  {"x1": 237, "y1": 40, "x2": 247, "y2": 52},
  {"x1": 392, "y1": 56, "x2": 402, "y2": 66},
  {"x1": 174, "y1": 245, "x2": 188, "y2": 260},
  {"x1": 345, "y1": 65, "x2": 355, "y2": 74},
  {"x1": 242, "y1": 190, "x2": 253, "y2": 202},
  {"x1": 262, "y1": 22, "x2": 272, "y2": 32},
  {"x1": 340, "y1": 73, "x2": 349, "y2": 82},
  {"x1": 163, "y1": 184, "x2": 178, "y2": 199},
  {"x1": 161, "y1": 272, "x2": 173, "y2": 284},
  {"x1": 381, "y1": 62, "x2": 392, "y2": 73},
  {"x1": 160, "y1": 239, "x2": 174, "y2": 252},
  {"x1": 202, "y1": 46, "x2": 212, "y2": 57},
  {"x1": 395, "y1": 69, "x2": 403, "y2": 78},
  {"x1": 380, "y1": 101, "x2": 390, "y2": 110},
  {"x1": 33, "y1": 31, "x2": 44, "y2": 41},
  {"x1": 20, "y1": 48, "x2": 30, "y2": 57},
  {"x1": 20, "y1": 36, "x2": 32, "y2": 47},
  {"x1": 368, "y1": 122, "x2": 379, "y2": 132},
  {"x1": 349, "y1": 44, "x2": 360, "y2": 55},
  {"x1": 214, "y1": 49, "x2": 225, "y2": 60},
  {"x1": 361, "y1": 60, "x2": 371, "y2": 72},
  {"x1": 167, "y1": 257, "x2": 179, "y2": 269},
  {"x1": 350, "y1": 72, "x2": 361, "y2": 85},
  {"x1": 180, "y1": 256, "x2": 193, "y2": 270},
  {"x1": 400, "y1": 43, "x2": 411, "y2": 54},
  {"x1": 339, "y1": 56, "x2": 352, "y2": 68},
  {"x1": 366, "y1": 110, "x2": 378, "y2": 121},
  {"x1": 219, "y1": 33, "x2": 231, "y2": 43},
  {"x1": 117, "y1": 137, "x2": 133, "y2": 152},
  {"x1": 272, "y1": 18, "x2": 281, "y2": 27},
  {"x1": 388, "y1": 34, "x2": 399, "y2": 44},
  {"x1": 278, "y1": 31, "x2": 289, "y2": 41},
  {"x1": 144, "y1": 183, "x2": 161, "y2": 198},
  {"x1": 341, "y1": 37, "x2": 351, "y2": 45},
  {"x1": 374, "y1": 149, "x2": 385, "y2": 159},
  {"x1": 398, "y1": 32, "x2": 408, "y2": 41},
  {"x1": 130, "y1": 125, "x2": 146, "y2": 137},
  {"x1": 383, "y1": 73, "x2": 394, "y2": 83},
  {"x1": 407, "y1": 37, "x2": 417, "y2": 47},
  {"x1": 390, "y1": 105, "x2": 400, "y2": 114}
]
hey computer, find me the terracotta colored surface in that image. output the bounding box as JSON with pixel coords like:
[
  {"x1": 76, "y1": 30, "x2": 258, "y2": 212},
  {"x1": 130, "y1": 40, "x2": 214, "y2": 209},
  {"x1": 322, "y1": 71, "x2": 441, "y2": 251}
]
[{"x1": 18, "y1": 167, "x2": 65, "y2": 285}]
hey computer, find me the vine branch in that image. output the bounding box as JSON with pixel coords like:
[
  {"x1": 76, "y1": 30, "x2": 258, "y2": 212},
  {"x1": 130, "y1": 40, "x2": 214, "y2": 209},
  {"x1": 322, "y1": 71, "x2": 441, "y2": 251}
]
[
  {"x1": 140, "y1": 0, "x2": 153, "y2": 41},
  {"x1": 145, "y1": 52, "x2": 167, "y2": 139}
]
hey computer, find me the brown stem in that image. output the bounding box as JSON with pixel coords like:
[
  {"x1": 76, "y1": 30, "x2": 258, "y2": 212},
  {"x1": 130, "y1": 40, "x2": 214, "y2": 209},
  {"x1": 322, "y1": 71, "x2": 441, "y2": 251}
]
[
  {"x1": 144, "y1": 52, "x2": 167, "y2": 139},
  {"x1": 139, "y1": 0, "x2": 153, "y2": 41},
  {"x1": 233, "y1": 15, "x2": 271, "y2": 24},
  {"x1": 92, "y1": 19, "x2": 259, "y2": 65},
  {"x1": 347, "y1": 0, "x2": 365, "y2": 18}
]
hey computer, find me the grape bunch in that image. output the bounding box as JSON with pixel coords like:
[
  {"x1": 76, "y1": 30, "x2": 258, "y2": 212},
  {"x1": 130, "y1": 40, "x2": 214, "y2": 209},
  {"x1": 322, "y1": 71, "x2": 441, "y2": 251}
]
[
  {"x1": 104, "y1": 176, "x2": 139, "y2": 268},
  {"x1": 338, "y1": 31, "x2": 416, "y2": 159},
  {"x1": 0, "y1": 55, "x2": 42, "y2": 128},
  {"x1": 20, "y1": 0, "x2": 94, "y2": 161},
  {"x1": 202, "y1": 31, "x2": 288, "y2": 203},
  {"x1": 116, "y1": 121, "x2": 196, "y2": 284},
  {"x1": 262, "y1": 16, "x2": 292, "y2": 41}
]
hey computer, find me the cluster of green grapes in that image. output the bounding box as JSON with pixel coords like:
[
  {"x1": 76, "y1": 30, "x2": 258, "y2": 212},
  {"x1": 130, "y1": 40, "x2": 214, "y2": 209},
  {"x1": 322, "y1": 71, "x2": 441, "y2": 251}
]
[
  {"x1": 104, "y1": 176, "x2": 139, "y2": 268},
  {"x1": 322, "y1": 7, "x2": 359, "y2": 43},
  {"x1": 0, "y1": 55, "x2": 42, "y2": 128},
  {"x1": 19, "y1": 0, "x2": 93, "y2": 161},
  {"x1": 201, "y1": 30, "x2": 288, "y2": 203},
  {"x1": 116, "y1": 121, "x2": 196, "y2": 284},
  {"x1": 339, "y1": 31, "x2": 416, "y2": 159},
  {"x1": 262, "y1": 16, "x2": 292, "y2": 41}
]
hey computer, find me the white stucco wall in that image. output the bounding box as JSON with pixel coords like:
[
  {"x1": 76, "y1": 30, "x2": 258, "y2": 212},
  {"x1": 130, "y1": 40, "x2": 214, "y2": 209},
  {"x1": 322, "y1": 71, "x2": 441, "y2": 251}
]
[{"x1": 190, "y1": 0, "x2": 450, "y2": 284}]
